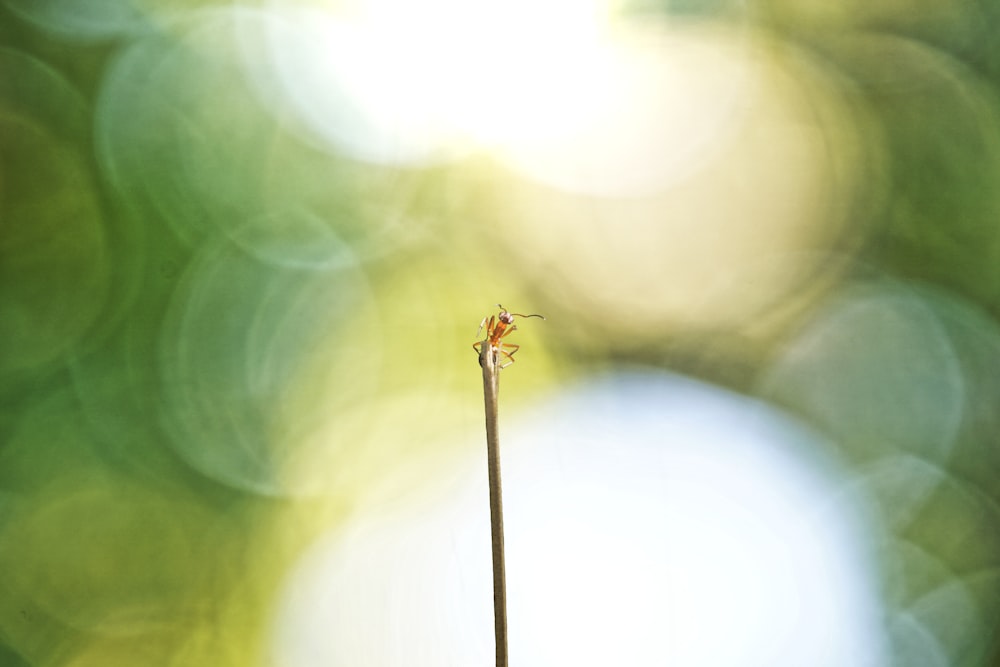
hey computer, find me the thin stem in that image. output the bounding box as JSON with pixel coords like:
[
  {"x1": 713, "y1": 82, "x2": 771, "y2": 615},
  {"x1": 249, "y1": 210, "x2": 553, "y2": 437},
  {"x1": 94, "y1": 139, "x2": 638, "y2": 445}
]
[{"x1": 479, "y1": 341, "x2": 507, "y2": 667}]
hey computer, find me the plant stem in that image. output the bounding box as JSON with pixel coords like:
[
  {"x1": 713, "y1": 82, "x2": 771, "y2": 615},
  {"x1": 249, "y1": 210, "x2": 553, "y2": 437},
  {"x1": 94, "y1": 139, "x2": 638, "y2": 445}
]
[{"x1": 479, "y1": 342, "x2": 507, "y2": 667}]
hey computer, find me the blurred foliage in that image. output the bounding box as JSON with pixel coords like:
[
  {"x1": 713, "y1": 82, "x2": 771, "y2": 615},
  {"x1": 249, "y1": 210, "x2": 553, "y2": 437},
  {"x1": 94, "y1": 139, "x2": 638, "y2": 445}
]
[{"x1": 2, "y1": 0, "x2": 1000, "y2": 664}]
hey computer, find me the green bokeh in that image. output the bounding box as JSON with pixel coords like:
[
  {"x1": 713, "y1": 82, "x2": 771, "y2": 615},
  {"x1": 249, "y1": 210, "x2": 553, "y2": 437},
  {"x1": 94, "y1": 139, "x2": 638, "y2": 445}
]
[{"x1": 3, "y1": 0, "x2": 1000, "y2": 664}]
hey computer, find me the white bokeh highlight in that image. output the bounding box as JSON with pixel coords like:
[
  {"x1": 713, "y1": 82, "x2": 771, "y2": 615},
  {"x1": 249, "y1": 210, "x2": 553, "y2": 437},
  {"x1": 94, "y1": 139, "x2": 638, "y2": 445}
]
[{"x1": 268, "y1": 372, "x2": 888, "y2": 667}]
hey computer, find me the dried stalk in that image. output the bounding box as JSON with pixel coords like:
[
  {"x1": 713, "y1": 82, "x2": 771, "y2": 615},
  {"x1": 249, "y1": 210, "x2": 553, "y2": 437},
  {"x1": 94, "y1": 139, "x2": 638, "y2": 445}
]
[{"x1": 479, "y1": 340, "x2": 507, "y2": 667}]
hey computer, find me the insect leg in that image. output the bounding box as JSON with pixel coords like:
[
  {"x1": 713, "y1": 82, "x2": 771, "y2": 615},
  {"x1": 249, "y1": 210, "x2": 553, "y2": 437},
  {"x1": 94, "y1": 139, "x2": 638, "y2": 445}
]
[
  {"x1": 476, "y1": 316, "x2": 490, "y2": 338},
  {"x1": 498, "y1": 350, "x2": 517, "y2": 369},
  {"x1": 497, "y1": 342, "x2": 521, "y2": 368}
]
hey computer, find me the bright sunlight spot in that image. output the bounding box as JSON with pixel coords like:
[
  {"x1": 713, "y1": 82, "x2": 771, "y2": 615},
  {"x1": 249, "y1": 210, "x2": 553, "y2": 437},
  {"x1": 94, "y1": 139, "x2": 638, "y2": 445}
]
[
  {"x1": 252, "y1": 0, "x2": 619, "y2": 165},
  {"x1": 268, "y1": 373, "x2": 889, "y2": 667},
  {"x1": 252, "y1": 0, "x2": 753, "y2": 195}
]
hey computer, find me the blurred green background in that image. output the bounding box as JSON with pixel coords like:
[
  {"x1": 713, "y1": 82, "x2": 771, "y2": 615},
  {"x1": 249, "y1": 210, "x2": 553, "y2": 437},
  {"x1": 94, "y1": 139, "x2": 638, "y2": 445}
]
[{"x1": 3, "y1": 0, "x2": 1000, "y2": 665}]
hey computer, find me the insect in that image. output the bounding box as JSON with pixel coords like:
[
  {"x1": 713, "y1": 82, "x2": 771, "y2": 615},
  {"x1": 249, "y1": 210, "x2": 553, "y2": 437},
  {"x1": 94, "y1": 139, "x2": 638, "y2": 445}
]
[{"x1": 473, "y1": 304, "x2": 545, "y2": 368}]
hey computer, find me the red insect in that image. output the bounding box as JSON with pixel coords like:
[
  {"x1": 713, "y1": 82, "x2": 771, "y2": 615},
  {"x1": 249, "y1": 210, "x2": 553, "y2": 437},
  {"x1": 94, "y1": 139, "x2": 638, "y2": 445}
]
[{"x1": 473, "y1": 304, "x2": 545, "y2": 368}]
